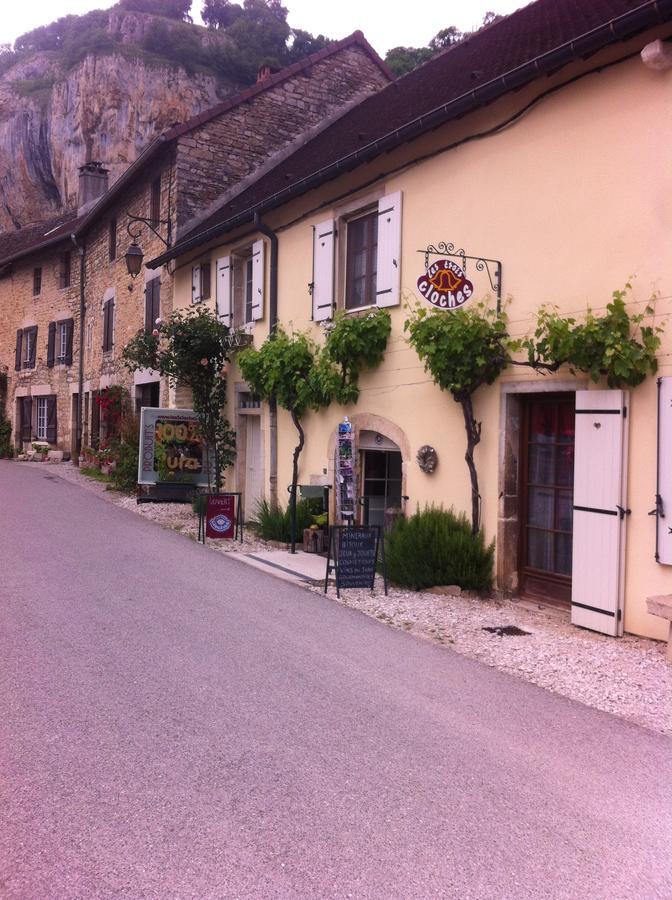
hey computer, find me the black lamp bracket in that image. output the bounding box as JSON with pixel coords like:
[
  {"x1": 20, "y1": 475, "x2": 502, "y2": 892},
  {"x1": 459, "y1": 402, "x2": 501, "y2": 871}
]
[{"x1": 126, "y1": 211, "x2": 171, "y2": 248}]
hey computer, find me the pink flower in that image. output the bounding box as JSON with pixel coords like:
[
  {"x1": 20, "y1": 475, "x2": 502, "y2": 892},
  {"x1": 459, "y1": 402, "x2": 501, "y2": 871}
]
[
  {"x1": 152, "y1": 329, "x2": 159, "y2": 337},
  {"x1": 200, "y1": 358, "x2": 209, "y2": 366},
  {"x1": 155, "y1": 318, "x2": 162, "y2": 325}
]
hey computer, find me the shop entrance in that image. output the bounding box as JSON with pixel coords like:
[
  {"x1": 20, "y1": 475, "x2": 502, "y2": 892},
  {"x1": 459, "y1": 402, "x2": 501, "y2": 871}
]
[
  {"x1": 359, "y1": 431, "x2": 402, "y2": 528},
  {"x1": 519, "y1": 394, "x2": 575, "y2": 605}
]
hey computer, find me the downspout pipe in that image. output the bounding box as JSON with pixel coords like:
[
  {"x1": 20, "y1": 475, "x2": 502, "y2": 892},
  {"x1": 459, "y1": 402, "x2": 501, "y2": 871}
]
[
  {"x1": 253, "y1": 212, "x2": 279, "y2": 511},
  {"x1": 71, "y1": 233, "x2": 85, "y2": 465}
]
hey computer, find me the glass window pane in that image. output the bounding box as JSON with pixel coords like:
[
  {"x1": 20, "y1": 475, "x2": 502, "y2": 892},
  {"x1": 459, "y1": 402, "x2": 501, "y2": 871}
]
[
  {"x1": 527, "y1": 529, "x2": 553, "y2": 571},
  {"x1": 387, "y1": 453, "x2": 402, "y2": 479},
  {"x1": 529, "y1": 403, "x2": 555, "y2": 441},
  {"x1": 528, "y1": 444, "x2": 556, "y2": 485},
  {"x1": 556, "y1": 444, "x2": 574, "y2": 487},
  {"x1": 557, "y1": 402, "x2": 575, "y2": 443},
  {"x1": 555, "y1": 533, "x2": 572, "y2": 576},
  {"x1": 364, "y1": 450, "x2": 386, "y2": 478},
  {"x1": 527, "y1": 486, "x2": 554, "y2": 528},
  {"x1": 556, "y1": 491, "x2": 574, "y2": 532}
]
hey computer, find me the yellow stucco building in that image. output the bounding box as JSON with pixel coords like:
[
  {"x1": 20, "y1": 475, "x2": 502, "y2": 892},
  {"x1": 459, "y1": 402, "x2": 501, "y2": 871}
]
[{"x1": 150, "y1": 0, "x2": 672, "y2": 641}]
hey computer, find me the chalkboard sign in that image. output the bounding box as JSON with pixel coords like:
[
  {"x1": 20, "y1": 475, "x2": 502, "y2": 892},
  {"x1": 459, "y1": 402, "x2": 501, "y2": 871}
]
[{"x1": 325, "y1": 525, "x2": 388, "y2": 597}]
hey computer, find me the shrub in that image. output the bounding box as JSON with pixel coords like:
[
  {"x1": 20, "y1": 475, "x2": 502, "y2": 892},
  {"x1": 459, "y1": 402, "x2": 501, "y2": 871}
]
[
  {"x1": 385, "y1": 506, "x2": 494, "y2": 592},
  {"x1": 108, "y1": 414, "x2": 141, "y2": 493},
  {"x1": 254, "y1": 498, "x2": 316, "y2": 542},
  {"x1": 0, "y1": 420, "x2": 12, "y2": 458}
]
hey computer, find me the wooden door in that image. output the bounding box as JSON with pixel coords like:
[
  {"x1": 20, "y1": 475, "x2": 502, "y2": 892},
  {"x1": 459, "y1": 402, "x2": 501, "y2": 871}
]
[
  {"x1": 244, "y1": 416, "x2": 264, "y2": 524},
  {"x1": 571, "y1": 390, "x2": 628, "y2": 636},
  {"x1": 519, "y1": 395, "x2": 575, "y2": 605}
]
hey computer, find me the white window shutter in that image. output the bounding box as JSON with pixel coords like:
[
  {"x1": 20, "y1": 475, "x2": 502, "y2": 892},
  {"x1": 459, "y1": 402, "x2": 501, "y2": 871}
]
[
  {"x1": 312, "y1": 219, "x2": 335, "y2": 321},
  {"x1": 216, "y1": 256, "x2": 232, "y2": 327},
  {"x1": 251, "y1": 240, "x2": 264, "y2": 321},
  {"x1": 375, "y1": 191, "x2": 402, "y2": 308},
  {"x1": 657, "y1": 377, "x2": 672, "y2": 564},
  {"x1": 571, "y1": 390, "x2": 629, "y2": 637},
  {"x1": 191, "y1": 264, "x2": 201, "y2": 304}
]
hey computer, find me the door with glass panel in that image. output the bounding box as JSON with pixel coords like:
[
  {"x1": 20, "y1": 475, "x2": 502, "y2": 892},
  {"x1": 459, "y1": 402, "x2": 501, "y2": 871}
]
[
  {"x1": 519, "y1": 395, "x2": 575, "y2": 605},
  {"x1": 360, "y1": 449, "x2": 402, "y2": 528}
]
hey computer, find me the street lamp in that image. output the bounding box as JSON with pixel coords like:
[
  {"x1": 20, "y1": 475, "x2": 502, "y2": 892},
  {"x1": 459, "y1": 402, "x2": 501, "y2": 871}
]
[
  {"x1": 125, "y1": 241, "x2": 144, "y2": 278},
  {"x1": 124, "y1": 210, "x2": 172, "y2": 278}
]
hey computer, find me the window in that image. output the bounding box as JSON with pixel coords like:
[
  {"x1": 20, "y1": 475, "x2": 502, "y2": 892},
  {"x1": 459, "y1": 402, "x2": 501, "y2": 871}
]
[
  {"x1": 145, "y1": 277, "x2": 161, "y2": 332},
  {"x1": 34, "y1": 396, "x2": 57, "y2": 443},
  {"x1": 59, "y1": 251, "x2": 71, "y2": 289},
  {"x1": 58, "y1": 322, "x2": 68, "y2": 363},
  {"x1": 311, "y1": 191, "x2": 402, "y2": 322},
  {"x1": 150, "y1": 177, "x2": 161, "y2": 225},
  {"x1": 102, "y1": 295, "x2": 115, "y2": 352},
  {"x1": 15, "y1": 326, "x2": 37, "y2": 370},
  {"x1": 191, "y1": 260, "x2": 211, "y2": 304},
  {"x1": 345, "y1": 209, "x2": 378, "y2": 309},
  {"x1": 47, "y1": 319, "x2": 73, "y2": 367},
  {"x1": 109, "y1": 217, "x2": 117, "y2": 261},
  {"x1": 36, "y1": 397, "x2": 48, "y2": 440},
  {"x1": 33, "y1": 267, "x2": 42, "y2": 296},
  {"x1": 215, "y1": 241, "x2": 265, "y2": 327}
]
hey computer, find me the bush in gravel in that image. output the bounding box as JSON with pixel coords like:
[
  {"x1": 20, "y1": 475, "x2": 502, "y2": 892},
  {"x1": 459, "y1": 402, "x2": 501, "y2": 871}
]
[
  {"x1": 255, "y1": 498, "x2": 316, "y2": 543},
  {"x1": 385, "y1": 506, "x2": 494, "y2": 592}
]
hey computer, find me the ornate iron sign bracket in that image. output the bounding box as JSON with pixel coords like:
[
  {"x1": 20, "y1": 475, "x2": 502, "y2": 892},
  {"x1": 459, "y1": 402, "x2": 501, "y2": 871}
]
[{"x1": 419, "y1": 242, "x2": 502, "y2": 310}]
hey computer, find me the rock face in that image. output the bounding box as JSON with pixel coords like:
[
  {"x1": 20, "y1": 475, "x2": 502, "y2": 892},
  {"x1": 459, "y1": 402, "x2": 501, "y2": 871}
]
[{"x1": 0, "y1": 13, "x2": 234, "y2": 232}]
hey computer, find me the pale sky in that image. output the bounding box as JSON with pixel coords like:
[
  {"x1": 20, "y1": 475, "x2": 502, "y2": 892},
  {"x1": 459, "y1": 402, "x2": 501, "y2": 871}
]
[{"x1": 2, "y1": 0, "x2": 528, "y2": 56}]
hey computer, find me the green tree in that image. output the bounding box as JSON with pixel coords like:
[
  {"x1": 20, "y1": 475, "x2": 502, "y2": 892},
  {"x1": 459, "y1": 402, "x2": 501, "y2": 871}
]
[
  {"x1": 122, "y1": 308, "x2": 236, "y2": 491},
  {"x1": 384, "y1": 45, "x2": 432, "y2": 77},
  {"x1": 202, "y1": 0, "x2": 243, "y2": 28},
  {"x1": 405, "y1": 301, "x2": 509, "y2": 534},
  {"x1": 238, "y1": 328, "x2": 342, "y2": 551}
]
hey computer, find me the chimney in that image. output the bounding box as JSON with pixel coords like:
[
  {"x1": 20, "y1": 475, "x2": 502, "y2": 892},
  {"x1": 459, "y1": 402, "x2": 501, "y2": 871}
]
[
  {"x1": 78, "y1": 161, "x2": 109, "y2": 214},
  {"x1": 256, "y1": 64, "x2": 273, "y2": 82}
]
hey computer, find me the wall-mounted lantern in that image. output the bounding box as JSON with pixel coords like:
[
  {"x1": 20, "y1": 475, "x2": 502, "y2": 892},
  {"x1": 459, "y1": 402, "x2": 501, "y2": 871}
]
[{"x1": 124, "y1": 210, "x2": 172, "y2": 278}]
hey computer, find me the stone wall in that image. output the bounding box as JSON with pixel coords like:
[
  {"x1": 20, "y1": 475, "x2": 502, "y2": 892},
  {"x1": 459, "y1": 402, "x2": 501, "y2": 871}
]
[
  {"x1": 0, "y1": 247, "x2": 81, "y2": 453},
  {"x1": 175, "y1": 45, "x2": 390, "y2": 230}
]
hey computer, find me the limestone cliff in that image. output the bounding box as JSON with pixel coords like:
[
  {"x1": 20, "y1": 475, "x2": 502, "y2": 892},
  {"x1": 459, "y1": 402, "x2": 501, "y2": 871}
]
[{"x1": 0, "y1": 12, "x2": 237, "y2": 232}]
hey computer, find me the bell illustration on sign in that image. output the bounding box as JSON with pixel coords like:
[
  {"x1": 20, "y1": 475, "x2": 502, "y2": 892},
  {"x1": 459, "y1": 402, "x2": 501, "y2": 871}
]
[{"x1": 417, "y1": 259, "x2": 474, "y2": 309}]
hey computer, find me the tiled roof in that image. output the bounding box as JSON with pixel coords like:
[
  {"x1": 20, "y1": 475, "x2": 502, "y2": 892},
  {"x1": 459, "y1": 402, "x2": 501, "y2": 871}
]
[
  {"x1": 157, "y1": 0, "x2": 672, "y2": 262},
  {"x1": 0, "y1": 212, "x2": 81, "y2": 269},
  {"x1": 161, "y1": 31, "x2": 393, "y2": 142}
]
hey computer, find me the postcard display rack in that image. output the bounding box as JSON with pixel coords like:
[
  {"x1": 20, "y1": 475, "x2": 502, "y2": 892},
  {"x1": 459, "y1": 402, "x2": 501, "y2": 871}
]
[{"x1": 336, "y1": 418, "x2": 355, "y2": 522}]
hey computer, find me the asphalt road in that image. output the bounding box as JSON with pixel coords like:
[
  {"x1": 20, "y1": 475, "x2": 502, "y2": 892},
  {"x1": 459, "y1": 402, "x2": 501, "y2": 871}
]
[{"x1": 1, "y1": 461, "x2": 671, "y2": 899}]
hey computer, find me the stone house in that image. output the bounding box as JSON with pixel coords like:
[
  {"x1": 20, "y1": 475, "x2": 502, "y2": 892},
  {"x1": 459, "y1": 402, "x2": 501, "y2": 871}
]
[
  {"x1": 153, "y1": 0, "x2": 672, "y2": 640},
  {"x1": 0, "y1": 32, "x2": 392, "y2": 456}
]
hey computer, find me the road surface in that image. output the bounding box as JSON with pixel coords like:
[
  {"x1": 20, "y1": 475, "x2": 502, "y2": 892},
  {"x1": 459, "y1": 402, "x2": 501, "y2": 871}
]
[{"x1": 1, "y1": 461, "x2": 671, "y2": 898}]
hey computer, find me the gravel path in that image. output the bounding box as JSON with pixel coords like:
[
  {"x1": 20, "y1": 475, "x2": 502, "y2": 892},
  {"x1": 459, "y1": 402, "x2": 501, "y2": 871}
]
[{"x1": 21, "y1": 461, "x2": 672, "y2": 736}]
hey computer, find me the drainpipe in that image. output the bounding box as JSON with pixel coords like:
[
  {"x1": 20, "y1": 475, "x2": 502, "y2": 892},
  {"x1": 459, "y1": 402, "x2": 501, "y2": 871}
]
[
  {"x1": 254, "y1": 211, "x2": 278, "y2": 509},
  {"x1": 71, "y1": 233, "x2": 85, "y2": 465}
]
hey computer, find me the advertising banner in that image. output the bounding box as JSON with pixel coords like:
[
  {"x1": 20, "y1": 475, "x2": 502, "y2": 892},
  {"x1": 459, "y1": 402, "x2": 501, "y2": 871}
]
[
  {"x1": 205, "y1": 494, "x2": 236, "y2": 539},
  {"x1": 137, "y1": 407, "x2": 214, "y2": 486}
]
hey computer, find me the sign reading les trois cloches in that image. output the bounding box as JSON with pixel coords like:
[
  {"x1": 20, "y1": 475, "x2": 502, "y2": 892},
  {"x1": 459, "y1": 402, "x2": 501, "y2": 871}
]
[{"x1": 417, "y1": 258, "x2": 474, "y2": 310}]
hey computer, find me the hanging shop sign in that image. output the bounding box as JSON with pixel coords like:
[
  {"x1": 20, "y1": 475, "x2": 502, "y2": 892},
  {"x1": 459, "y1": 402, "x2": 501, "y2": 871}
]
[
  {"x1": 137, "y1": 407, "x2": 214, "y2": 486},
  {"x1": 417, "y1": 241, "x2": 503, "y2": 311},
  {"x1": 417, "y1": 259, "x2": 474, "y2": 309}
]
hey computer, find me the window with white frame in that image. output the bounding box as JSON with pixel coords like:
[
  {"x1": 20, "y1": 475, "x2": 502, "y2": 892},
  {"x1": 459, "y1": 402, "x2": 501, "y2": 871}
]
[
  {"x1": 23, "y1": 328, "x2": 34, "y2": 367},
  {"x1": 311, "y1": 191, "x2": 402, "y2": 321},
  {"x1": 191, "y1": 259, "x2": 211, "y2": 304},
  {"x1": 215, "y1": 241, "x2": 265, "y2": 329},
  {"x1": 36, "y1": 397, "x2": 48, "y2": 440},
  {"x1": 58, "y1": 321, "x2": 68, "y2": 363}
]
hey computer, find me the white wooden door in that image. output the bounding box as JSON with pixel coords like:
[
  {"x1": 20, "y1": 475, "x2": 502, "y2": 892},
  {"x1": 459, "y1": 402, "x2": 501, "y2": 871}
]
[
  {"x1": 244, "y1": 416, "x2": 264, "y2": 523},
  {"x1": 571, "y1": 390, "x2": 629, "y2": 636}
]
